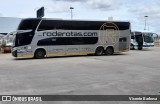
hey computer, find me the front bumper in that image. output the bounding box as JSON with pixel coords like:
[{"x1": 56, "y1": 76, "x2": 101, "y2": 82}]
[{"x1": 143, "y1": 45, "x2": 154, "y2": 47}]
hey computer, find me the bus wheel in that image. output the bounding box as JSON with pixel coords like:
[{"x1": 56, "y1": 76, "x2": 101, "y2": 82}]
[
  {"x1": 105, "y1": 47, "x2": 114, "y2": 55},
  {"x1": 95, "y1": 47, "x2": 104, "y2": 56},
  {"x1": 34, "y1": 49, "x2": 45, "y2": 59},
  {"x1": 130, "y1": 44, "x2": 135, "y2": 50}
]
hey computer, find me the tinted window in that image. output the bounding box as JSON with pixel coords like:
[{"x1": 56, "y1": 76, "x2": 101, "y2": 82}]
[
  {"x1": 14, "y1": 31, "x2": 34, "y2": 47},
  {"x1": 37, "y1": 20, "x2": 130, "y2": 31},
  {"x1": 119, "y1": 37, "x2": 127, "y2": 42},
  {"x1": 37, "y1": 37, "x2": 67, "y2": 46},
  {"x1": 38, "y1": 20, "x2": 61, "y2": 31},
  {"x1": 62, "y1": 21, "x2": 101, "y2": 30},
  {"x1": 37, "y1": 37, "x2": 98, "y2": 46},
  {"x1": 17, "y1": 19, "x2": 41, "y2": 31},
  {"x1": 67, "y1": 37, "x2": 98, "y2": 45},
  {"x1": 82, "y1": 37, "x2": 98, "y2": 44}
]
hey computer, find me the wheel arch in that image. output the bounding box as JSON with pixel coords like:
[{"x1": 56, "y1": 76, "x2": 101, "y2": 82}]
[
  {"x1": 106, "y1": 46, "x2": 114, "y2": 51},
  {"x1": 94, "y1": 45, "x2": 105, "y2": 51},
  {"x1": 34, "y1": 48, "x2": 47, "y2": 56}
]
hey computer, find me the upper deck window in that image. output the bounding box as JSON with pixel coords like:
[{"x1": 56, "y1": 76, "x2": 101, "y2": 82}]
[{"x1": 17, "y1": 19, "x2": 41, "y2": 31}]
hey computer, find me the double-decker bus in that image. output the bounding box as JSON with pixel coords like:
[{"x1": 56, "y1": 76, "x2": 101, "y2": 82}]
[
  {"x1": 12, "y1": 18, "x2": 131, "y2": 58},
  {"x1": 130, "y1": 31, "x2": 154, "y2": 50}
]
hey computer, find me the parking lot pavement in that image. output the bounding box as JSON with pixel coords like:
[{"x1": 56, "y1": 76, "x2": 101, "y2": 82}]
[{"x1": 0, "y1": 47, "x2": 160, "y2": 104}]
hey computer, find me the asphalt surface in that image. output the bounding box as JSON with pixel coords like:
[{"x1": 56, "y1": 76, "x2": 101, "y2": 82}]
[{"x1": 0, "y1": 47, "x2": 160, "y2": 104}]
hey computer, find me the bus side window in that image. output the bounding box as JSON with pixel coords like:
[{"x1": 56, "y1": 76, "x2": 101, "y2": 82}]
[
  {"x1": 38, "y1": 20, "x2": 61, "y2": 31},
  {"x1": 68, "y1": 37, "x2": 83, "y2": 45}
]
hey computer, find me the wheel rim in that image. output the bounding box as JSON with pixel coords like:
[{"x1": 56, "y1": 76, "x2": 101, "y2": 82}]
[
  {"x1": 38, "y1": 51, "x2": 43, "y2": 57},
  {"x1": 108, "y1": 49, "x2": 112, "y2": 54},
  {"x1": 96, "y1": 48, "x2": 103, "y2": 55},
  {"x1": 97, "y1": 49, "x2": 103, "y2": 54},
  {"x1": 35, "y1": 50, "x2": 45, "y2": 58}
]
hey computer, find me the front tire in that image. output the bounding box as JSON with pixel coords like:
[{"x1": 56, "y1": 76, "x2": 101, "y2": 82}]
[{"x1": 34, "y1": 49, "x2": 45, "y2": 59}]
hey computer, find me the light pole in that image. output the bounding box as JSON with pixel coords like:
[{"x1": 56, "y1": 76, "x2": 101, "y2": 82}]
[
  {"x1": 144, "y1": 16, "x2": 148, "y2": 31},
  {"x1": 70, "y1": 7, "x2": 74, "y2": 19}
]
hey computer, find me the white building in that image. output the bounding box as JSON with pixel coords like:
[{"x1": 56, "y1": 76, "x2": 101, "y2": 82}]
[
  {"x1": 0, "y1": 17, "x2": 21, "y2": 34},
  {"x1": 0, "y1": 17, "x2": 21, "y2": 46}
]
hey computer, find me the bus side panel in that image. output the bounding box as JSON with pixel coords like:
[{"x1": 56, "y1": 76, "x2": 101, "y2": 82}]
[
  {"x1": 66, "y1": 45, "x2": 79, "y2": 55},
  {"x1": 97, "y1": 29, "x2": 130, "y2": 52},
  {"x1": 117, "y1": 30, "x2": 131, "y2": 52},
  {"x1": 47, "y1": 45, "x2": 66, "y2": 57},
  {"x1": 79, "y1": 44, "x2": 95, "y2": 55}
]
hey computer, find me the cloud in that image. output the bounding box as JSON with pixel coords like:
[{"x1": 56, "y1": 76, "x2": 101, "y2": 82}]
[
  {"x1": 123, "y1": 0, "x2": 160, "y2": 33},
  {"x1": 52, "y1": 0, "x2": 86, "y2": 2},
  {"x1": 128, "y1": 5, "x2": 160, "y2": 25},
  {"x1": 46, "y1": 5, "x2": 69, "y2": 13},
  {"x1": 46, "y1": 0, "x2": 160, "y2": 33},
  {"x1": 41, "y1": 1, "x2": 72, "y2": 14},
  {"x1": 51, "y1": 0, "x2": 125, "y2": 11},
  {"x1": 87, "y1": 0, "x2": 115, "y2": 10}
]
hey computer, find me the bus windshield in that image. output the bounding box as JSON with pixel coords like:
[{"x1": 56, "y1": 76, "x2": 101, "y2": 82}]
[
  {"x1": 13, "y1": 31, "x2": 34, "y2": 47},
  {"x1": 13, "y1": 19, "x2": 41, "y2": 47},
  {"x1": 143, "y1": 33, "x2": 154, "y2": 43}
]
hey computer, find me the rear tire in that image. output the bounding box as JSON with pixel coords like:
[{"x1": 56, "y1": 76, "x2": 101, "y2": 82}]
[
  {"x1": 95, "y1": 47, "x2": 104, "y2": 56},
  {"x1": 34, "y1": 49, "x2": 45, "y2": 59},
  {"x1": 105, "y1": 47, "x2": 114, "y2": 55}
]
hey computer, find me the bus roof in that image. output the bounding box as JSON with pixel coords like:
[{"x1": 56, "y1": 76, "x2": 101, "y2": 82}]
[
  {"x1": 132, "y1": 31, "x2": 157, "y2": 34},
  {"x1": 21, "y1": 18, "x2": 130, "y2": 23}
]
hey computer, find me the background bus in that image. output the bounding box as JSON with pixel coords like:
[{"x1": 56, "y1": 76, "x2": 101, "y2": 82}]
[
  {"x1": 130, "y1": 31, "x2": 154, "y2": 50},
  {"x1": 0, "y1": 32, "x2": 16, "y2": 53},
  {"x1": 12, "y1": 18, "x2": 131, "y2": 58}
]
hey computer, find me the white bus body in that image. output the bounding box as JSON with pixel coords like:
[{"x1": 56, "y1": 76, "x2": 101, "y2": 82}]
[
  {"x1": 130, "y1": 31, "x2": 154, "y2": 50},
  {"x1": 12, "y1": 18, "x2": 131, "y2": 58}
]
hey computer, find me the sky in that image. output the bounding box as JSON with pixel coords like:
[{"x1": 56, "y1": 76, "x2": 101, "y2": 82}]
[{"x1": 0, "y1": 0, "x2": 160, "y2": 34}]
